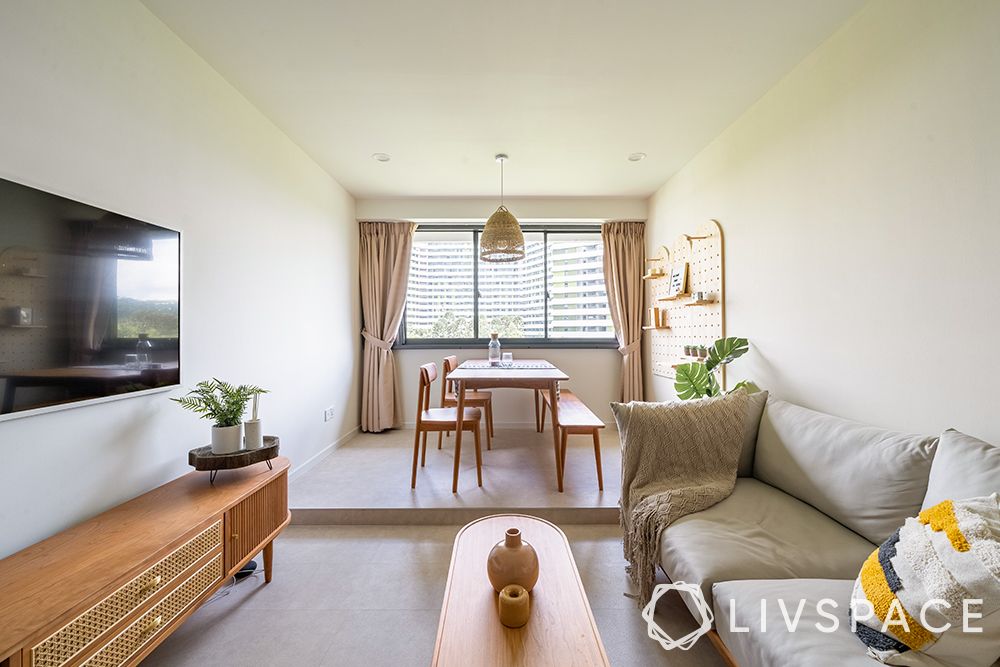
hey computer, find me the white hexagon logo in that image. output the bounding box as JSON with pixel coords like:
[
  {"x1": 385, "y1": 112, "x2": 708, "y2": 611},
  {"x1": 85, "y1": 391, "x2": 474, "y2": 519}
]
[{"x1": 641, "y1": 581, "x2": 714, "y2": 651}]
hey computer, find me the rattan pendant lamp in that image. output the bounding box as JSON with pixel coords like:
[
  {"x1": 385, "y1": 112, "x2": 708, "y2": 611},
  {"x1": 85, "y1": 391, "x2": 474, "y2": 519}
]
[{"x1": 480, "y1": 153, "x2": 525, "y2": 262}]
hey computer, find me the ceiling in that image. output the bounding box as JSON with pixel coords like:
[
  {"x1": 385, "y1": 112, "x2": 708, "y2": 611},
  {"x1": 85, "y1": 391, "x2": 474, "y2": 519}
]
[{"x1": 142, "y1": 0, "x2": 866, "y2": 198}]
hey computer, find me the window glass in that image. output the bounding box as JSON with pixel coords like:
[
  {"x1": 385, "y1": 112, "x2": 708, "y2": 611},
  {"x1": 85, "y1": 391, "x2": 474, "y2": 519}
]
[
  {"x1": 546, "y1": 233, "x2": 615, "y2": 338},
  {"x1": 405, "y1": 231, "x2": 475, "y2": 339},
  {"x1": 477, "y1": 232, "x2": 544, "y2": 338}
]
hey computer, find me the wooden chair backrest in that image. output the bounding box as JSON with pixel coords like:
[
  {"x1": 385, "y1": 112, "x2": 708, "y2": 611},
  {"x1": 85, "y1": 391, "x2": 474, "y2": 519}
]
[
  {"x1": 441, "y1": 355, "x2": 459, "y2": 399},
  {"x1": 416, "y1": 363, "x2": 438, "y2": 423}
]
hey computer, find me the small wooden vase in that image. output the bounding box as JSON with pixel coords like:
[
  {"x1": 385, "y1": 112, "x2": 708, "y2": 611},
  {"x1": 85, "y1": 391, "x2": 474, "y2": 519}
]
[
  {"x1": 487, "y1": 528, "x2": 539, "y2": 593},
  {"x1": 498, "y1": 584, "x2": 530, "y2": 628}
]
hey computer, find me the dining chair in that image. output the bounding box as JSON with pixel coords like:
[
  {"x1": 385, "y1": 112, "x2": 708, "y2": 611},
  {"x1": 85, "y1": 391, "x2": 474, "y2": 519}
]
[
  {"x1": 411, "y1": 362, "x2": 484, "y2": 491},
  {"x1": 439, "y1": 355, "x2": 494, "y2": 450}
]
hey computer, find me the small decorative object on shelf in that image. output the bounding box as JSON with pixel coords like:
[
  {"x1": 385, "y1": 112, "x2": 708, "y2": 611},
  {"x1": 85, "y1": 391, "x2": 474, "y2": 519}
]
[
  {"x1": 498, "y1": 584, "x2": 531, "y2": 628},
  {"x1": 172, "y1": 378, "x2": 269, "y2": 455},
  {"x1": 245, "y1": 392, "x2": 265, "y2": 450},
  {"x1": 642, "y1": 245, "x2": 670, "y2": 280},
  {"x1": 188, "y1": 435, "x2": 280, "y2": 484},
  {"x1": 487, "y1": 527, "x2": 539, "y2": 593},
  {"x1": 488, "y1": 332, "x2": 501, "y2": 367}
]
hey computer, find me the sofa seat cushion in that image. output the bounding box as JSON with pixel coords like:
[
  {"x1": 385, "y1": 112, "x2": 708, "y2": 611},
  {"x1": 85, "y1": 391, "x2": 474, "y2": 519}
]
[
  {"x1": 659, "y1": 479, "x2": 874, "y2": 616},
  {"x1": 754, "y1": 398, "x2": 938, "y2": 545},
  {"x1": 714, "y1": 578, "x2": 873, "y2": 667}
]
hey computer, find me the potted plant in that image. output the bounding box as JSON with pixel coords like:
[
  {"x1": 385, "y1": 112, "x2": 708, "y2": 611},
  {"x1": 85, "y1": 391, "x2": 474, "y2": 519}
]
[
  {"x1": 172, "y1": 379, "x2": 268, "y2": 454},
  {"x1": 697, "y1": 345, "x2": 709, "y2": 359},
  {"x1": 674, "y1": 337, "x2": 756, "y2": 400}
]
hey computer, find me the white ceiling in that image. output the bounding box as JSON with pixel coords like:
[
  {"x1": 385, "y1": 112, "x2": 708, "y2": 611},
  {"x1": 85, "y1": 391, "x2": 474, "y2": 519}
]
[{"x1": 142, "y1": 0, "x2": 866, "y2": 198}]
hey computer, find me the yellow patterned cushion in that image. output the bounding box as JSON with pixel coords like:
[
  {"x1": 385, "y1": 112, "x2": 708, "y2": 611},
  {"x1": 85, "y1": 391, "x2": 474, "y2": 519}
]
[{"x1": 851, "y1": 494, "x2": 1000, "y2": 666}]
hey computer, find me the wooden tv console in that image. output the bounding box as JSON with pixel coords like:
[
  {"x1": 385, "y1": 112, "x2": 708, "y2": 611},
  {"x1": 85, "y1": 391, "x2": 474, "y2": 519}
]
[{"x1": 0, "y1": 457, "x2": 290, "y2": 667}]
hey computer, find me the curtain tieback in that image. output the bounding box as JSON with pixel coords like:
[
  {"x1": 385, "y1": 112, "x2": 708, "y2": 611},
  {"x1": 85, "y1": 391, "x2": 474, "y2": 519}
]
[
  {"x1": 362, "y1": 330, "x2": 394, "y2": 351},
  {"x1": 618, "y1": 340, "x2": 640, "y2": 356}
]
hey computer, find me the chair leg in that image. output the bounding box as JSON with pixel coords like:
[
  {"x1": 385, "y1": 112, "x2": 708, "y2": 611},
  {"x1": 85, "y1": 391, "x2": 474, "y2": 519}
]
[
  {"x1": 410, "y1": 428, "x2": 422, "y2": 489},
  {"x1": 421, "y1": 431, "x2": 428, "y2": 467},
  {"x1": 540, "y1": 398, "x2": 547, "y2": 433},
  {"x1": 592, "y1": 429, "x2": 604, "y2": 491},
  {"x1": 437, "y1": 432, "x2": 443, "y2": 450},
  {"x1": 485, "y1": 402, "x2": 493, "y2": 450},
  {"x1": 474, "y1": 423, "x2": 483, "y2": 487},
  {"x1": 554, "y1": 427, "x2": 565, "y2": 491}
]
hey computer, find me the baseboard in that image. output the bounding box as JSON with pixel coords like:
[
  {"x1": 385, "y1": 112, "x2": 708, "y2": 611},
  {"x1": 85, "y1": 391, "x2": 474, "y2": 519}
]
[{"x1": 289, "y1": 425, "x2": 360, "y2": 479}]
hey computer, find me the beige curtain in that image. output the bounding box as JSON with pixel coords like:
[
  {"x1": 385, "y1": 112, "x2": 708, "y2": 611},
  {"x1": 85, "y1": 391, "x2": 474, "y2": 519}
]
[
  {"x1": 359, "y1": 221, "x2": 417, "y2": 432},
  {"x1": 602, "y1": 220, "x2": 645, "y2": 402}
]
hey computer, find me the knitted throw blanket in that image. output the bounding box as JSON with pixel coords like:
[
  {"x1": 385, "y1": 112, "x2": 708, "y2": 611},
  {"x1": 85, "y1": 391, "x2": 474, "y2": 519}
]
[{"x1": 613, "y1": 391, "x2": 750, "y2": 604}]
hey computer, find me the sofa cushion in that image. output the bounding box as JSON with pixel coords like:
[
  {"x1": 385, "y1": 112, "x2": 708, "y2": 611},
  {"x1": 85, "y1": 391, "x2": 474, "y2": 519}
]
[
  {"x1": 754, "y1": 398, "x2": 938, "y2": 544},
  {"x1": 738, "y1": 389, "x2": 769, "y2": 477},
  {"x1": 851, "y1": 494, "x2": 1000, "y2": 667},
  {"x1": 659, "y1": 478, "x2": 874, "y2": 617},
  {"x1": 922, "y1": 430, "x2": 1000, "y2": 510},
  {"x1": 714, "y1": 578, "x2": 874, "y2": 667}
]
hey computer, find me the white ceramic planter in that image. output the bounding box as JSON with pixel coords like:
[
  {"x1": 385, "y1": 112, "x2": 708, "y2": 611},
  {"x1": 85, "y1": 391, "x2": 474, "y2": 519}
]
[
  {"x1": 211, "y1": 424, "x2": 244, "y2": 454},
  {"x1": 244, "y1": 419, "x2": 264, "y2": 450}
]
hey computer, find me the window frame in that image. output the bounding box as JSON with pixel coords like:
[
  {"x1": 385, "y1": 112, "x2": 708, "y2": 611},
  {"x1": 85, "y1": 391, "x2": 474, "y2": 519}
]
[{"x1": 396, "y1": 223, "x2": 619, "y2": 350}]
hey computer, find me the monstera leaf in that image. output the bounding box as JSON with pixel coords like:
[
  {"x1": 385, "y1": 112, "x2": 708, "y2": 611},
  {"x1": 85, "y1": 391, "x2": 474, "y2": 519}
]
[
  {"x1": 705, "y1": 337, "x2": 749, "y2": 372},
  {"x1": 674, "y1": 363, "x2": 721, "y2": 399}
]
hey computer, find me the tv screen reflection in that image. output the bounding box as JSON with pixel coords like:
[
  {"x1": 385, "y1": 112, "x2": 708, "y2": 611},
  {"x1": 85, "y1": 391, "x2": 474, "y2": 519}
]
[{"x1": 0, "y1": 176, "x2": 180, "y2": 416}]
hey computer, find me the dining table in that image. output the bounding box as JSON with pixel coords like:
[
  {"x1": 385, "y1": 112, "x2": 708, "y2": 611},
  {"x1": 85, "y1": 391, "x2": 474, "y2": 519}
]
[{"x1": 446, "y1": 359, "x2": 569, "y2": 493}]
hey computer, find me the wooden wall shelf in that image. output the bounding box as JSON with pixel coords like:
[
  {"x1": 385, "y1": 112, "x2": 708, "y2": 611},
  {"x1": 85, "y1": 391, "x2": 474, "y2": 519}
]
[
  {"x1": 683, "y1": 299, "x2": 716, "y2": 307},
  {"x1": 642, "y1": 325, "x2": 671, "y2": 331},
  {"x1": 658, "y1": 293, "x2": 690, "y2": 302}
]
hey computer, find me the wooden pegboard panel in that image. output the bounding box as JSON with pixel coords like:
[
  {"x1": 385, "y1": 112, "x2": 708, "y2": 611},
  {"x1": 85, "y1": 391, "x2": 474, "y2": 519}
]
[{"x1": 647, "y1": 219, "x2": 726, "y2": 383}]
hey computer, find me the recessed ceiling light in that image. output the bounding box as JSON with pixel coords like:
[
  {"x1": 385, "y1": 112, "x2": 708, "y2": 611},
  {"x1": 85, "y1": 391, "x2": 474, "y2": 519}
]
[
  {"x1": 372, "y1": 152, "x2": 391, "y2": 162},
  {"x1": 628, "y1": 152, "x2": 647, "y2": 162}
]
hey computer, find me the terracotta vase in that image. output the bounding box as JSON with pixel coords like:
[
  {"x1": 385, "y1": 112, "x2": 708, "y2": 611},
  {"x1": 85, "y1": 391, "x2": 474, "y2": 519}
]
[{"x1": 487, "y1": 528, "x2": 539, "y2": 593}]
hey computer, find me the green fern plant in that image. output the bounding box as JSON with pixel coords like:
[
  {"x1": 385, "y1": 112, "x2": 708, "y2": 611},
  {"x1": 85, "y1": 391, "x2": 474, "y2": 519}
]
[
  {"x1": 674, "y1": 337, "x2": 755, "y2": 400},
  {"x1": 172, "y1": 379, "x2": 268, "y2": 427}
]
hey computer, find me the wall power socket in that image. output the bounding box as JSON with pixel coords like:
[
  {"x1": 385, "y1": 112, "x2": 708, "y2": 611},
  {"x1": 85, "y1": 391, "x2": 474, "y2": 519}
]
[{"x1": 324, "y1": 407, "x2": 335, "y2": 422}]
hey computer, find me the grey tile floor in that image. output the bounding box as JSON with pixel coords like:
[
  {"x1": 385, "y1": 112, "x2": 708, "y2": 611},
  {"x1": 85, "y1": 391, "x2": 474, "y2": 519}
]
[{"x1": 144, "y1": 525, "x2": 725, "y2": 667}]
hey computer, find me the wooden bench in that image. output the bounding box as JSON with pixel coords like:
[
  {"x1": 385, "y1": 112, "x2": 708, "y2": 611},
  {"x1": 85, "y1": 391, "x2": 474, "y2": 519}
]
[{"x1": 537, "y1": 389, "x2": 605, "y2": 490}]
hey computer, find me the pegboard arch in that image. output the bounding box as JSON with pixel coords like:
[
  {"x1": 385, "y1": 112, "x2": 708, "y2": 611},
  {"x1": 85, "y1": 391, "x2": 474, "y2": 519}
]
[{"x1": 647, "y1": 219, "x2": 726, "y2": 385}]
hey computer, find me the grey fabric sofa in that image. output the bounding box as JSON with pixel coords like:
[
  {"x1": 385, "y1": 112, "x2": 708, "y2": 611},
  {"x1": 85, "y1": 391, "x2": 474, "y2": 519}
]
[{"x1": 657, "y1": 395, "x2": 1000, "y2": 667}]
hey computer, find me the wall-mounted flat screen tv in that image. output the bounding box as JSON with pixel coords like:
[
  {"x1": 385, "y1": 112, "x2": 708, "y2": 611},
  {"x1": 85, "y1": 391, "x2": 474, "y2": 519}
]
[{"x1": 0, "y1": 176, "x2": 180, "y2": 419}]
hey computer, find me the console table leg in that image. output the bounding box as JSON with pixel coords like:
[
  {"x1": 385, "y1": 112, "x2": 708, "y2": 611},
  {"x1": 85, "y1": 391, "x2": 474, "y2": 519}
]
[{"x1": 263, "y1": 541, "x2": 273, "y2": 583}]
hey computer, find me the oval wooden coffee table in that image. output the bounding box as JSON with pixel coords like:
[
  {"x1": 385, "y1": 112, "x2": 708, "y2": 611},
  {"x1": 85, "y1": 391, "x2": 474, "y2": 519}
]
[{"x1": 432, "y1": 514, "x2": 610, "y2": 666}]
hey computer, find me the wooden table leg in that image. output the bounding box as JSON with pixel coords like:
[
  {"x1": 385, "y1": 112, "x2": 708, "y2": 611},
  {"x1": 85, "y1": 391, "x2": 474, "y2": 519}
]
[
  {"x1": 452, "y1": 379, "x2": 466, "y2": 493},
  {"x1": 263, "y1": 540, "x2": 273, "y2": 583},
  {"x1": 549, "y1": 381, "x2": 563, "y2": 492},
  {"x1": 534, "y1": 389, "x2": 541, "y2": 432}
]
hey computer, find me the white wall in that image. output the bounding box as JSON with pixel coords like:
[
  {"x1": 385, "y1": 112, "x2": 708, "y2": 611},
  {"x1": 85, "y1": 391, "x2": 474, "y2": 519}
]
[
  {"x1": 0, "y1": 0, "x2": 360, "y2": 557},
  {"x1": 646, "y1": 0, "x2": 1000, "y2": 442}
]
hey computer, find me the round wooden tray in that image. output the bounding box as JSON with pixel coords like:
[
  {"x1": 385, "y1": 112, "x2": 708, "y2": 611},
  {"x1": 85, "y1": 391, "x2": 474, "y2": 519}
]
[{"x1": 189, "y1": 436, "x2": 280, "y2": 483}]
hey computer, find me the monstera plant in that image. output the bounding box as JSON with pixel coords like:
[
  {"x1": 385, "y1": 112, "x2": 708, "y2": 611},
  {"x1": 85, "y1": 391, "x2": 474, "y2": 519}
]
[{"x1": 674, "y1": 336, "x2": 754, "y2": 399}]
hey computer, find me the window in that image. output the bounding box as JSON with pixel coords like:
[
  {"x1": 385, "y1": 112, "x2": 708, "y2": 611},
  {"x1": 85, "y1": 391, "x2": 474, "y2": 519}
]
[
  {"x1": 400, "y1": 225, "x2": 616, "y2": 347},
  {"x1": 115, "y1": 236, "x2": 180, "y2": 338}
]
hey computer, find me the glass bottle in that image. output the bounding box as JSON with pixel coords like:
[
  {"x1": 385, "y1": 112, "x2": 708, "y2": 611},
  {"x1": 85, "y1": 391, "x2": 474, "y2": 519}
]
[
  {"x1": 136, "y1": 333, "x2": 153, "y2": 369},
  {"x1": 488, "y1": 332, "x2": 501, "y2": 367}
]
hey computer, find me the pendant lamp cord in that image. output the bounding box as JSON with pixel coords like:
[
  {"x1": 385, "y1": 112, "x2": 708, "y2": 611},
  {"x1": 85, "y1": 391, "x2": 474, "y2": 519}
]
[{"x1": 500, "y1": 158, "x2": 504, "y2": 207}]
